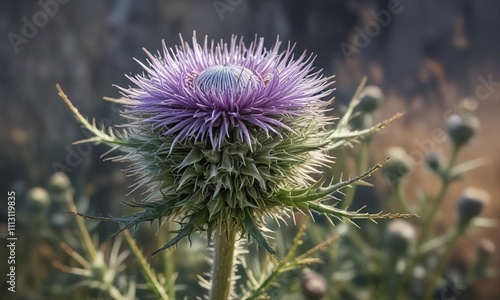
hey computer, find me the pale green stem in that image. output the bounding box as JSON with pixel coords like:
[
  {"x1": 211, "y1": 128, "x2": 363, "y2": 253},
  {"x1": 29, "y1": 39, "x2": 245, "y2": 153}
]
[
  {"x1": 243, "y1": 219, "x2": 309, "y2": 300},
  {"x1": 65, "y1": 192, "x2": 96, "y2": 260},
  {"x1": 386, "y1": 254, "x2": 401, "y2": 300},
  {"x1": 395, "y1": 146, "x2": 459, "y2": 297},
  {"x1": 158, "y1": 222, "x2": 176, "y2": 300},
  {"x1": 418, "y1": 230, "x2": 456, "y2": 256},
  {"x1": 210, "y1": 224, "x2": 238, "y2": 300},
  {"x1": 422, "y1": 228, "x2": 462, "y2": 300},
  {"x1": 342, "y1": 140, "x2": 370, "y2": 209},
  {"x1": 394, "y1": 182, "x2": 410, "y2": 212},
  {"x1": 123, "y1": 229, "x2": 169, "y2": 300},
  {"x1": 419, "y1": 145, "x2": 459, "y2": 244}
]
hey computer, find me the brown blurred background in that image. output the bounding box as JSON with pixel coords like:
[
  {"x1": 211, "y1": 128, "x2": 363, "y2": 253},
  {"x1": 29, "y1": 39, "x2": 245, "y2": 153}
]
[{"x1": 1, "y1": 0, "x2": 499, "y2": 298}]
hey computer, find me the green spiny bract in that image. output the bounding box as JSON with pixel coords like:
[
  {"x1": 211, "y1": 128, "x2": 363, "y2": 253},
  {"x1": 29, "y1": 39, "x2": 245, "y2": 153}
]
[{"x1": 112, "y1": 112, "x2": 332, "y2": 256}]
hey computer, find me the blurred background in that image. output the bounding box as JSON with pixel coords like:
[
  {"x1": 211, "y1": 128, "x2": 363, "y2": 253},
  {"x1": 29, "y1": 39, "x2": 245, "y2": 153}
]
[{"x1": 1, "y1": 0, "x2": 499, "y2": 299}]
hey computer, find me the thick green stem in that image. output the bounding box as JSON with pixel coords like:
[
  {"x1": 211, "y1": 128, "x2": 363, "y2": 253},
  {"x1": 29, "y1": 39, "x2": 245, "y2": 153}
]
[
  {"x1": 395, "y1": 146, "x2": 460, "y2": 298},
  {"x1": 65, "y1": 192, "x2": 96, "y2": 260},
  {"x1": 159, "y1": 222, "x2": 176, "y2": 300},
  {"x1": 422, "y1": 228, "x2": 462, "y2": 300},
  {"x1": 419, "y1": 146, "x2": 459, "y2": 245},
  {"x1": 210, "y1": 224, "x2": 237, "y2": 300},
  {"x1": 123, "y1": 230, "x2": 169, "y2": 300},
  {"x1": 394, "y1": 182, "x2": 409, "y2": 212},
  {"x1": 386, "y1": 254, "x2": 402, "y2": 300},
  {"x1": 341, "y1": 140, "x2": 370, "y2": 209}
]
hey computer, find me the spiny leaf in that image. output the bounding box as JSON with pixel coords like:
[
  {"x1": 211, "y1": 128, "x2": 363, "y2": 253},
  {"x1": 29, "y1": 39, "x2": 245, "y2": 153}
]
[
  {"x1": 243, "y1": 212, "x2": 278, "y2": 260},
  {"x1": 327, "y1": 112, "x2": 403, "y2": 148},
  {"x1": 148, "y1": 223, "x2": 195, "y2": 258},
  {"x1": 278, "y1": 159, "x2": 388, "y2": 204},
  {"x1": 56, "y1": 84, "x2": 127, "y2": 146}
]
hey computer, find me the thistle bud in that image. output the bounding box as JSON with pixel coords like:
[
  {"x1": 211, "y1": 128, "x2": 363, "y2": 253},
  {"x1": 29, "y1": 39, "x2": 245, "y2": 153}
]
[
  {"x1": 48, "y1": 172, "x2": 71, "y2": 194},
  {"x1": 25, "y1": 187, "x2": 50, "y2": 213},
  {"x1": 457, "y1": 187, "x2": 489, "y2": 229},
  {"x1": 385, "y1": 220, "x2": 416, "y2": 256},
  {"x1": 350, "y1": 112, "x2": 373, "y2": 131},
  {"x1": 425, "y1": 151, "x2": 445, "y2": 174},
  {"x1": 446, "y1": 114, "x2": 479, "y2": 148},
  {"x1": 20, "y1": 187, "x2": 50, "y2": 228},
  {"x1": 358, "y1": 85, "x2": 384, "y2": 113},
  {"x1": 301, "y1": 268, "x2": 327, "y2": 300},
  {"x1": 382, "y1": 147, "x2": 412, "y2": 186}
]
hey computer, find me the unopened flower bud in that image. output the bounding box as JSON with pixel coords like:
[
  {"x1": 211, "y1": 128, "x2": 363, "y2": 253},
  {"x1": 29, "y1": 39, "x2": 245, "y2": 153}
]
[
  {"x1": 25, "y1": 187, "x2": 50, "y2": 213},
  {"x1": 358, "y1": 85, "x2": 384, "y2": 113},
  {"x1": 48, "y1": 172, "x2": 72, "y2": 194},
  {"x1": 301, "y1": 268, "x2": 327, "y2": 300},
  {"x1": 425, "y1": 151, "x2": 445, "y2": 174},
  {"x1": 382, "y1": 147, "x2": 412, "y2": 185},
  {"x1": 20, "y1": 187, "x2": 50, "y2": 228},
  {"x1": 385, "y1": 220, "x2": 416, "y2": 255},
  {"x1": 457, "y1": 187, "x2": 489, "y2": 228},
  {"x1": 446, "y1": 114, "x2": 479, "y2": 148}
]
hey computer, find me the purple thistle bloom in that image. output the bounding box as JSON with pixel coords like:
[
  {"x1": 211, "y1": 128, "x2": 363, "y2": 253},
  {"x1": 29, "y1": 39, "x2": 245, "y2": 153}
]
[{"x1": 119, "y1": 33, "x2": 333, "y2": 149}]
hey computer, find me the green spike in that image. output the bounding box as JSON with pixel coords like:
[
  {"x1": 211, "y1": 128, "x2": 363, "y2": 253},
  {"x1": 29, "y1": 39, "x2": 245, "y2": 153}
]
[
  {"x1": 148, "y1": 223, "x2": 195, "y2": 257},
  {"x1": 243, "y1": 212, "x2": 277, "y2": 259},
  {"x1": 177, "y1": 148, "x2": 203, "y2": 168}
]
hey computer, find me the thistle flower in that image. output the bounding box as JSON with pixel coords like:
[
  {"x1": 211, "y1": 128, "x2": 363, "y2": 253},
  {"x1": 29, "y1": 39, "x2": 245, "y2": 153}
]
[
  {"x1": 456, "y1": 187, "x2": 489, "y2": 229},
  {"x1": 25, "y1": 187, "x2": 50, "y2": 214},
  {"x1": 385, "y1": 220, "x2": 416, "y2": 256},
  {"x1": 382, "y1": 147, "x2": 412, "y2": 186},
  {"x1": 58, "y1": 32, "x2": 410, "y2": 256},
  {"x1": 446, "y1": 113, "x2": 479, "y2": 148},
  {"x1": 48, "y1": 172, "x2": 72, "y2": 194},
  {"x1": 357, "y1": 85, "x2": 384, "y2": 114},
  {"x1": 20, "y1": 187, "x2": 50, "y2": 227},
  {"x1": 47, "y1": 172, "x2": 73, "y2": 228},
  {"x1": 425, "y1": 150, "x2": 445, "y2": 175}
]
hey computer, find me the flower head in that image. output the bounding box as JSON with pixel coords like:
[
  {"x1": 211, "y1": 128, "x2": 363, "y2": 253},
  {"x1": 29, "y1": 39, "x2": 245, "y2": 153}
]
[
  {"x1": 121, "y1": 34, "x2": 331, "y2": 150},
  {"x1": 385, "y1": 220, "x2": 416, "y2": 255},
  {"x1": 446, "y1": 113, "x2": 479, "y2": 148},
  {"x1": 457, "y1": 187, "x2": 489, "y2": 229},
  {"x1": 382, "y1": 147, "x2": 412, "y2": 186},
  {"x1": 357, "y1": 85, "x2": 384, "y2": 114},
  {"x1": 59, "y1": 32, "x2": 410, "y2": 256}
]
